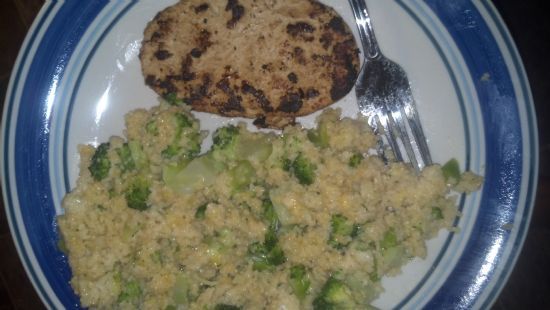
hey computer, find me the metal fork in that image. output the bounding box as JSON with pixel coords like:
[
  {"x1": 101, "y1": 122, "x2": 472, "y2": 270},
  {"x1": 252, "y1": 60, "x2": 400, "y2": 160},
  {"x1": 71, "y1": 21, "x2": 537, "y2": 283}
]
[{"x1": 349, "y1": 0, "x2": 432, "y2": 172}]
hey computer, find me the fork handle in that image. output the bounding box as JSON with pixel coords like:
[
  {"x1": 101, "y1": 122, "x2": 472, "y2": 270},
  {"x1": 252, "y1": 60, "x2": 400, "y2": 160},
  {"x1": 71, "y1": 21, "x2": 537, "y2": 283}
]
[{"x1": 348, "y1": 0, "x2": 380, "y2": 60}]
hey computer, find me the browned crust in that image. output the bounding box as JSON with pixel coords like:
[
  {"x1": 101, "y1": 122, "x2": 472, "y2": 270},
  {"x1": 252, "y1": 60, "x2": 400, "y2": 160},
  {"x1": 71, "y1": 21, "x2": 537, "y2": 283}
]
[{"x1": 140, "y1": 0, "x2": 359, "y2": 128}]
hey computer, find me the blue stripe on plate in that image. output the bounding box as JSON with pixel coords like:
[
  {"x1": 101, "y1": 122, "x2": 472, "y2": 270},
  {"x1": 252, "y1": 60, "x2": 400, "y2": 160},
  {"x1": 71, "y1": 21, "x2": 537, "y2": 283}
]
[
  {"x1": 477, "y1": 0, "x2": 538, "y2": 308},
  {"x1": 423, "y1": 0, "x2": 534, "y2": 308},
  {"x1": 10, "y1": 1, "x2": 109, "y2": 308},
  {"x1": 3, "y1": 4, "x2": 57, "y2": 308}
]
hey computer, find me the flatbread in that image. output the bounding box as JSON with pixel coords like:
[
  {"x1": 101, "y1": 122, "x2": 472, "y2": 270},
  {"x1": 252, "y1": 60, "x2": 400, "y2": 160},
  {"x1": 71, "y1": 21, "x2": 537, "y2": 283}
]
[{"x1": 140, "y1": 0, "x2": 359, "y2": 128}]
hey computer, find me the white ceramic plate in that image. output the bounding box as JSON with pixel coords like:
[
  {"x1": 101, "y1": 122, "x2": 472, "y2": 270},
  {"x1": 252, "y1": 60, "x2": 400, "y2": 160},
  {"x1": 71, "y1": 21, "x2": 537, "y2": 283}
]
[{"x1": 1, "y1": 0, "x2": 538, "y2": 308}]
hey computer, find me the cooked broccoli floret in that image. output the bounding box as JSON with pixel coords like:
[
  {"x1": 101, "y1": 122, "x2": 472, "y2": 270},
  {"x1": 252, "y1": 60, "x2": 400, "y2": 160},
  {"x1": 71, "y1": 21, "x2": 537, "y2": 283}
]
[
  {"x1": 175, "y1": 113, "x2": 193, "y2": 128},
  {"x1": 164, "y1": 92, "x2": 185, "y2": 106},
  {"x1": 186, "y1": 134, "x2": 202, "y2": 158},
  {"x1": 117, "y1": 143, "x2": 136, "y2": 173},
  {"x1": 118, "y1": 279, "x2": 142, "y2": 303},
  {"x1": 329, "y1": 214, "x2": 359, "y2": 249},
  {"x1": 289, "y1": 265, "x2": 311, "y2": 300},
  {"x1": 285, "y1": 153, "x2": 316, "y2": 185},
  {"x1": 441, "y1": 158, "x2": 461, "y2": 185},
  {"x1": 125, "y1": 177, "x2": 151, "y2": 211},
  {"x1": 89, "y1": 143, "x2": 111, "y2": 181},
  {"x1": 212, "y1": 125, "x2": 240, "y2": 150},
  {"x1": 312, "y1": 277, "x2": 355, "y2": 310},
  {"x1": 162, "y1": 144, "x2": 182, "y2": 159},
  {"x1": 248, "y1": 197, "x2": 286, "y2": 271},
  {"x1": 247, "y1": 241, "x2": 286, "y2": 271},
  {"x1": 162, "y1": 113, "x2": 199, "y2": 160},
  {"x1": 348, "y1": 152, "x2": 364, "y2": 168},
  {"x1": 214, "y1": 304, "x2": 242, "y2": 310}
]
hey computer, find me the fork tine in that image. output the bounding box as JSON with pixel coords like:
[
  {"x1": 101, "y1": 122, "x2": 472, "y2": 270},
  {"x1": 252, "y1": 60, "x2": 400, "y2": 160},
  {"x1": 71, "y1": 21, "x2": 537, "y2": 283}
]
[
  {"x1": 376, "y1": 108, "x2": 403, "y2": 162},
  {"x1": 404, "y1": 103, "x2": 433, "y2": 167},
  {"x1": 387, "y1": 106, "x2": 421, "y2": 170}
]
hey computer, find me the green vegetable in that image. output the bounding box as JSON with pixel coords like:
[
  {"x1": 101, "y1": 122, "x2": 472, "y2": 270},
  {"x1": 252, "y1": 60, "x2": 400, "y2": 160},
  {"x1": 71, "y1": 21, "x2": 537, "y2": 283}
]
[
  {"x1": 195, "y1": 203, "x2": 208, "y2": 220},
  {"x1": 262, "y1": 198, "x2": 279, "y2": 229},
  {"x1": 213, "y1": 125, "x2": 240, "y2": 150},
  {"x1": 442, "y1": 158, "x2": 461, "y2": 185},
  {"x1": 173, "y1": 275, "x2": 191, "y2": 305},
  {"x1": 262, "y1": 198, "x2": 280, "y2": 249},
  {"x1": 235, "y1": 136, "x2": 273, "y2": 162},
  {"x1": 247, "y1": 241, "x2": 286, "y2": 271},
  {"x1": 307, "y1": 120, "x2": 329, "y2": 148},
  {"x1": 151, "y1": 250, "x2": 163, "y2": 265},
  {"x1": 117, "y1": 143, "x2": 136, "y2": 173},
  {"x1": 175, "y1": 113, "x2": 193, "y2": 128},
  {"x1": 247, "y1": 197, "x2": 286, "y2": 270},
  {"x1": 57, "y1": 238, "x2": 67, "y2": 254},
  {"x1": 329, "y1": 214, "x2": 359, "y2": 249},
  {"x1": 89, "y1": 143, "x2": 111, "y2": 181},
  {"x1": 162, "y1": 144, "x2": 182, "y2": 159},
  {"x1": 312, "y1": 277, "x2": 355, "y2": 309},
  {"x1": 380, "y1": 228, "x2": 398, "y2": 250},
  {"x1": 163, "y1": 154, "x2": 224, "y2": 193},
  {"x1": 128, "y1": 141, "x2": 148, "y2": 170},
  {"x1": 431, "y1": 207, "x2": 443, "y2": 220},
  {"x1": 229, "y1": 160, "x2": 256, "y2": 191},
  {"x1": 285, "y1": 153, "x2": 316, "y2": 185},
  {"x1": 382, "y1": 246, "x2": 406, "y2": 270},
  {"x1": 289, "y1": 265, "x2": 310, "y2": 300},
  {"x1": 118, "y1": 279, "x2": 141, "y2": 303},
  {"x1": 145, "y1": 120, "x2": 158, "y2": 136},
  {"x1": 162, "y1": 113, "x2": 199, "y2": 159},
  {"x1": 164, "y1": 305, "x2": 176, "y2": 310},
  {"x1": 214, "y1": 304, "x2": 242, "y2": 310},
  {"x1": 125, "y1": 177, "x2": 151, "y2": 211},
  {"x1": 348, "y1": 153, "x2": 364, "y2": 168},
  {"x1": 165, "y1": 92, "x2": 184, "y2": 106},
  {"x1": 205, "y1": 229, "x2": 235, "y2": 265}
]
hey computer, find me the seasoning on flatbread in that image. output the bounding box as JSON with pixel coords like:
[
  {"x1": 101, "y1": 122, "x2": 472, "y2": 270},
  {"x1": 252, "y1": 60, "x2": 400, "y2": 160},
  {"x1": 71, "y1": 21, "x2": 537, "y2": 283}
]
[{"x1": 140, "y1": 0, "x2": 360, "y2": 128}]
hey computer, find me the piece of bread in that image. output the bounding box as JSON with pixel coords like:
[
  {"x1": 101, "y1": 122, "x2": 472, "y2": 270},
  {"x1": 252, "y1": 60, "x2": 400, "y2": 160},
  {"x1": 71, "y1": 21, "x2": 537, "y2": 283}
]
[{"x1": 140, "y1": 0, "x2": 359, "y2": 128}]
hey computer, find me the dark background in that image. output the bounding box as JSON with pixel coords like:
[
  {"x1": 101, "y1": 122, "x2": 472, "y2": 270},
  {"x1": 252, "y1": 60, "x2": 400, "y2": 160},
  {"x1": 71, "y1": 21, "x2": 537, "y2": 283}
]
[{"x1": 0, "y1": 1, "x2": 548, "y2": 309}]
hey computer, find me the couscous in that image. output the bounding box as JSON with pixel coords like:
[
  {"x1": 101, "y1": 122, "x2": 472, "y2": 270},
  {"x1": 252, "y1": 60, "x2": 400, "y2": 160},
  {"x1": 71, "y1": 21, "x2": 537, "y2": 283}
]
[{"x1": 58, "y1": 100, "x2": 481, "y2": 309}]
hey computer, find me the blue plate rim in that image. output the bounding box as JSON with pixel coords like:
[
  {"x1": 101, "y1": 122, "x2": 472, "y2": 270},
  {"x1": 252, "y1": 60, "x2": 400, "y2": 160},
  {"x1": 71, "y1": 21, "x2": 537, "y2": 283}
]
[{"x1": 0, "y1": 1, "x2": 538, "y2": 309}]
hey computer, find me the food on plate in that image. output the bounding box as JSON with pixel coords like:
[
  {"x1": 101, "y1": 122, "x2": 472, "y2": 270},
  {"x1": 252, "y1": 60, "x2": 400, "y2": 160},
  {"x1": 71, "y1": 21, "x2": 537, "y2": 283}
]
[
  {"x1": 139, "y1": 0, "x2": 360, "y2": 128},
  {"x1": 57, "y1": 99, "x2": 481, "y2": 309}
]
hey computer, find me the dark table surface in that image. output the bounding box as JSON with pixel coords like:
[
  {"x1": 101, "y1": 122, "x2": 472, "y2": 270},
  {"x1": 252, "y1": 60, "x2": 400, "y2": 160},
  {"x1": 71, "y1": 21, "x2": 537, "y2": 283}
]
[{"x1": 1, "y1": 1, "x2": 548, "y2": 309}]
